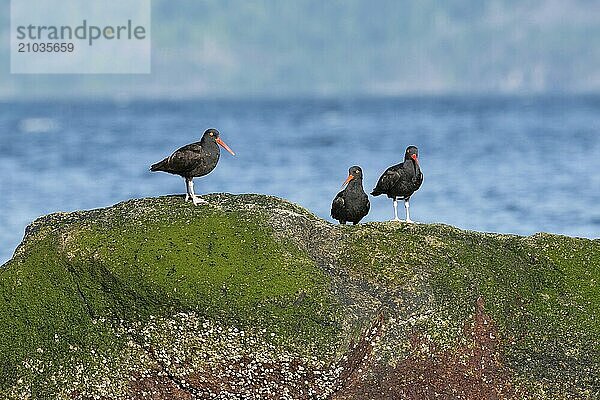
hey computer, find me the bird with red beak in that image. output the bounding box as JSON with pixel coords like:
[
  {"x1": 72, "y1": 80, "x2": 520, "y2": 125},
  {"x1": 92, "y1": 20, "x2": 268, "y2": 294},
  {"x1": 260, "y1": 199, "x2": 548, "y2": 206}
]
[
  {"x1": 331, "y1": 166, "x2": 370, "y2": 225},
  {"x1": 150, "y1": 128, "x2": 235, "y2": 205},
  {"x1": 371, "y1": 145, "x2": 423, "y2": 222}
]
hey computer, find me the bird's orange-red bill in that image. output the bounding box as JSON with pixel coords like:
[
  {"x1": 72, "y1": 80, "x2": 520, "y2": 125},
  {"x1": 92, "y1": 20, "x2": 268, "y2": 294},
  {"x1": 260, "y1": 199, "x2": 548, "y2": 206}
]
[
  {"x1": 411, "y1": 154, "x2": 419, "y2": 164},
  {"x1": 342, "y1": 174, "x2": 354, "y2": 188},
  {"x1": 216, "y1": 137, "x2": 236, "y2": 156}
]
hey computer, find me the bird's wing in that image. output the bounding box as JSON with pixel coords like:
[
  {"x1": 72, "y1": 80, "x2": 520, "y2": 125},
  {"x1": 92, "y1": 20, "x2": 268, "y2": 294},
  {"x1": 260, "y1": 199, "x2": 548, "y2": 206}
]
[
  {"x1": 373, "y1": 166, "x2": 402, "y2": 193},
  {"x1": 164, "y1": 142, "x2": 204, "y2": 172},
  {"x1": 331, "y1": 192, "x2": 345, "y2": 218}
]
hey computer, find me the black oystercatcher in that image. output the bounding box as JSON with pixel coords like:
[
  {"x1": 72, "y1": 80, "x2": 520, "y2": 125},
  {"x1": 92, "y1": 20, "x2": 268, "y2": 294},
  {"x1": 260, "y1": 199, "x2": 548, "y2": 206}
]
[
  {"x1": 331, "y1": 166, "x2": 370, "y2": 225},
  {"x1": 371, "y1": 146, "x2": 423, "y2": 222},
  {"x1": 150, "y1": 128, "x2": 235, "y2": 205}
]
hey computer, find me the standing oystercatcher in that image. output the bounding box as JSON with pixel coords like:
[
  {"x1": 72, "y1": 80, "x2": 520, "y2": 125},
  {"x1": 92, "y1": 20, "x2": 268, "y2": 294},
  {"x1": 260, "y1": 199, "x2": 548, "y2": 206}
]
[
  {"x1": 371, "y1": 146, "x2": 423, "y2": 222},
  {"x1": 331, "y1": 166, "x2": 370, "y2": 225},
  {"x1": 150, "y1": 128, "x2": 235, "y2": 205}
]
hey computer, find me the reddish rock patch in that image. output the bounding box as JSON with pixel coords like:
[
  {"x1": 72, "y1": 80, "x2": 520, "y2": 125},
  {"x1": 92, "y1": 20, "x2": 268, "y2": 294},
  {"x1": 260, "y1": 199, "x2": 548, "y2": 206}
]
[
  {"x1": 128, "y1": 371, "x2": 192, "y2": 400},
  {"x1": 333, "y1": 297, "x2": 524, "y2": 400}
]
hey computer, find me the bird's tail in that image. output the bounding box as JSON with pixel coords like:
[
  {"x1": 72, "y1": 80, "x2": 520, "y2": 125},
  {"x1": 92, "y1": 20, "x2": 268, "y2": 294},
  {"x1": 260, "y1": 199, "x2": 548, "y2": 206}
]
[
  {"x1": 370, "y1": 189, "x2": 382, "y2": 196},
  {"x1": 150, "y1": 159, "x2": 167, "y2": 172}
]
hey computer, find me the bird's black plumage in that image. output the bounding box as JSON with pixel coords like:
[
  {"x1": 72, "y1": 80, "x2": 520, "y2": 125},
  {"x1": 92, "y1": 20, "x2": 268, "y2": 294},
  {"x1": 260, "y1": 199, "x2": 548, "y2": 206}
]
[
  {"x1": 150, "y1": 128, "x2": 235, "y2": 205},
  {"x1": 372, "y1": 146, "x2": 423, "y2": 198},
  {"x1": 372, "y1": 146, "x2": 423, "y2": 222},
  {"x1": 331, "y1": 166, "x2": 370, "y2": 225},
  {"x1": 151, "y1": 128, "x2": 225, "y2": 177}
]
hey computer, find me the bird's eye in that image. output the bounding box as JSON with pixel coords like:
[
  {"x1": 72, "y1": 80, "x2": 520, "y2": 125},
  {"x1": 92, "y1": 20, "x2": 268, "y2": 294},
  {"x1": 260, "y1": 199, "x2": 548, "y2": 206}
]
[{"x1": 209, "y1": 132, "x2": 213, "y2": 136}]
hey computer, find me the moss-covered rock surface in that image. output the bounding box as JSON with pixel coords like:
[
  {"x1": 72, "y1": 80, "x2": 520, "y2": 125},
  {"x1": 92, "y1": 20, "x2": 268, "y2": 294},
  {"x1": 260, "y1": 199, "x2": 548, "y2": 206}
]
[{"x1": 0, "y1": 194, "x2": 598, "y2": 399}]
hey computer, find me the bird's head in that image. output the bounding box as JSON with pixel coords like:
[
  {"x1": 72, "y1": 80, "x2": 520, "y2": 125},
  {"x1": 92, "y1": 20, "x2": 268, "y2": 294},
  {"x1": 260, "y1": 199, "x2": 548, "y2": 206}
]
[
  {"x1": 342, "y1": 165, "x2": 363, "y2": 187},
  {"x1": 405, "y1": 146, "x2": 419, "y2": 164},
  {"x1": 203, "y1": 128, "x2": 235, "y2": 156}
]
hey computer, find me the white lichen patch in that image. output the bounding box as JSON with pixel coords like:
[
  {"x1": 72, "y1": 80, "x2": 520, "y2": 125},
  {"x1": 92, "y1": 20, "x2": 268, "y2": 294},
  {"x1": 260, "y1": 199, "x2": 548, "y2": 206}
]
[
  {"x1": 4, "y1": 312, "x2": 361, "y2": 400},
  {"x1": 121, "y1": 312, "x2": 346, "y2": 399}
]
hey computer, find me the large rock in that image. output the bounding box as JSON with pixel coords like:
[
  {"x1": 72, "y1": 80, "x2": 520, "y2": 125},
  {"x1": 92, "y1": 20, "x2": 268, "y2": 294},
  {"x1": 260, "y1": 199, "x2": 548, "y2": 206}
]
[{"x1": 0, "y1": 194, "x2": 598, "y2": 399}]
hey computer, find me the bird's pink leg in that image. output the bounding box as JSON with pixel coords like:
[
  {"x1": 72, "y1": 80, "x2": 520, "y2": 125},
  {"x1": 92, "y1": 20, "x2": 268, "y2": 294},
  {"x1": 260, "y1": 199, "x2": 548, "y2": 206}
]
[
  {"x1": 392, "y1": 198, "x2": 402, "y2": 222},
  {"x1": 404, "y1": 199, "x2": 413, "y2": 223},
  {"x1": 189, "y1": 179, "x2": 207, "y2": 205},
  {"x1": 184, "y1": 178, "x2": 192, "y2": 202}
]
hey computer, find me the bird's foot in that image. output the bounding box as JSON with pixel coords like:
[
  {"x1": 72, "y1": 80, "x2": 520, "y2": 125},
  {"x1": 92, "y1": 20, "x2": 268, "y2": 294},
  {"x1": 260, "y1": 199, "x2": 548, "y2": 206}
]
[
  {"x1": 405, "y1": 218, "x2": 415, "y2": 224},
  {"x1": 391, "y1": 217, "x2": 403, "y2": 222},
  {"x1": 192, "y1": 196, "x2": 208, "y2": 206},
  {"x1": 185, "y1": 194, "x2": 191, "y2": 202}
]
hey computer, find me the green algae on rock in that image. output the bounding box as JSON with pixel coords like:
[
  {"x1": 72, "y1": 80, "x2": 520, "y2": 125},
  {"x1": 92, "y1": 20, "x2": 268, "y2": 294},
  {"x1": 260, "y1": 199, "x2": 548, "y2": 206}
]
[{"x1": 0, "y1": 194, "x2": 598, "y2": 399}]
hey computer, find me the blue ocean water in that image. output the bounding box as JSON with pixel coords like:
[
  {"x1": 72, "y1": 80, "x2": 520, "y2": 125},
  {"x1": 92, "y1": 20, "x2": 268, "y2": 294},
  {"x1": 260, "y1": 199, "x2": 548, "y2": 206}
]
[{"x1": 1, "y1": 96, "x2": 599, "y2": 264}]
